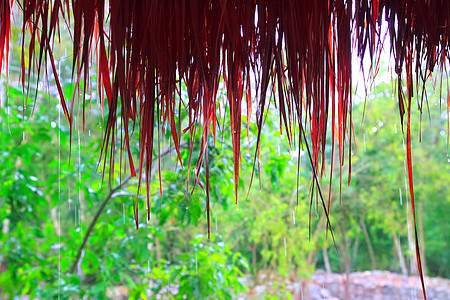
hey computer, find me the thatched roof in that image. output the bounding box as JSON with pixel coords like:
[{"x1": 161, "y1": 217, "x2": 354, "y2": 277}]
[{"x1": 1, "y1": 1, "x2": 449, "y2": 297}]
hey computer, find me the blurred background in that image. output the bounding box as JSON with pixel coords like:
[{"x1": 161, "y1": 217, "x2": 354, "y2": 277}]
[{"x1": 0, "y1": 14, "x2": 449, "y2": 300}]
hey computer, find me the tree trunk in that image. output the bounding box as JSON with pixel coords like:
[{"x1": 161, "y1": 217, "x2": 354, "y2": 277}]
[
  {"x1": 343, "y1": 246, "x2": 351, "y2": 300},
  {"x1": 393, "y1": 232, "x2": 408, "y2": 276},
  {"x1": 306, "y1": 213, "x2": 325, "y2": 265},
  {"x1": 352, "y1": 233, "x2": 360, "y2": 269},
  {"x1": 343, "y1": 242, "x2": 351, "y2": 274},
  {"x1": 46, "y1": 194, "x2": 61, "y2": 236},
  {"x1": 252, "y1": 243, "x2": 257, "y2": 275},
  {"x1": 155, "y1": 236, "x2": 161, "y2": 267},
  {"x1": 418, "y1": 201, "x2": 427, "y2": 275},
  {"x1": 322, "y1": 247, "x2": 332, "y2": 274},
  {"x1": 406, "y1": 200, "x2": 418, "y2": 275},
  {"x1": 359, "y1": 217, "x2": 377, "y2": 270}
]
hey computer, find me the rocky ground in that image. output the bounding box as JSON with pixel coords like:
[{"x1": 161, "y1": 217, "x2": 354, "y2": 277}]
[
  {"x1": 248, "y1": 270, "x2": 450, "y2": 300},
  {"x1": 101, "y1": 270, "x2": 450, "y2": 299}
]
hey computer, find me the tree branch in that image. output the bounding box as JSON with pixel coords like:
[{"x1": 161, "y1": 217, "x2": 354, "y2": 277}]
[
  {"x1": 70, "y1": 142, "x2": 187, "y2": 273},
  {"x1": 70, "y1": 172, "x2": 135, "y2": 273}
]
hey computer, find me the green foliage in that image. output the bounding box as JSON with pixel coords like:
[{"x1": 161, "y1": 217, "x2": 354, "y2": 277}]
[
  {"x1": 158, "y1": 235, "x2": 248, "y2": 299},
  {"x1": 0, "y1": 69, "x2": 249, "y2": 298},
  {"x1": 320, "y1": 77, "x2": 449, "y2": 277},
  {"x1": 258, "y1": 281, "x2": 293, "y2": 300}
]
